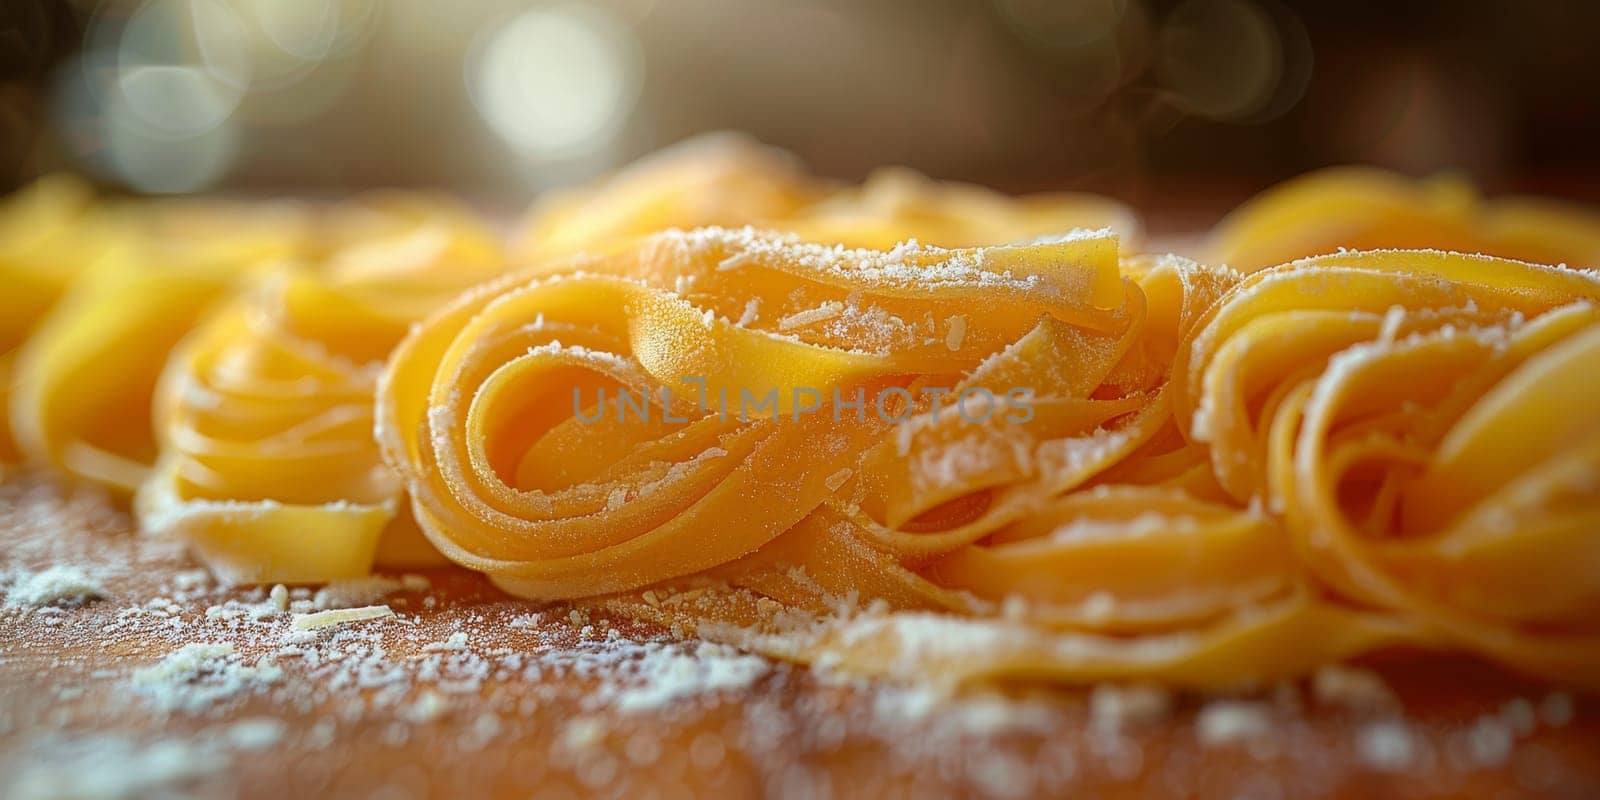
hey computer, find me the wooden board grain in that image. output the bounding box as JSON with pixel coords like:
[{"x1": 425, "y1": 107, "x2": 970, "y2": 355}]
[{"x1": 1, "y1": 473, "x2": 1596, "y2": 799}]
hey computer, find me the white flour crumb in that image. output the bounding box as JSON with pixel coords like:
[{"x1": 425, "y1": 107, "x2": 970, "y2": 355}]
[
  {"x1": 171, "y1": 570, "x2": 212, "y2": 592},
  {"x1": 5, "y1": 565, "x2": 105, "y2": 607},
  {"x1": 467, "y1": 713, "x2": 502, "y2": 747},
  {"x1": 560, "y1": 717, "x2": 608, "y2": 751},
  {"x1": 313, "y1": 577, "x2": 404, "y2": 610},
  {"x1": 507, "y1": 612, "x2": 543, "y2": 628},
  {"x1": 423, "y1": 631, "x2": 469, "y2": 652},
  {"x1": 609, "y1": 642, "x2": 769, "y2": 713},
  {"x1": 1196, "y1": 701, "x2": 1274, "y2": 748},
  {"x1": 1462, "y1": 715, "x2": 1513, "y2": 767},
  {"x1": 1312, "y1": 665, "x2": 1396, "y2": 712},
  {"x1": 1089, "y1": 684, "x2": 1173, "y2": 730},
  {"x1": 1500, "y1": 697, "x2": 1537, "y2": 736},
  {"x1": 870, "y1": 687, "x2": 1060, "y2": 737},
  {"x1": 6, "y1": 735, "x2": 228, "y2": 800},
  {"x1": 1356, "y1": 721, "x2": 1415, "y2": 771},
  {"x1": 129, "y1": 644, "x2": 283, "y2": 714},
  {"x1": 1539, "y1": 691, "x2": 1575, "y2": 727},
  {"x1": 403, "y1": 690, "x2": 449, "y2": 723},
  {"x1": 223, "y1": 718, "x2": 285, "y2": 751}
]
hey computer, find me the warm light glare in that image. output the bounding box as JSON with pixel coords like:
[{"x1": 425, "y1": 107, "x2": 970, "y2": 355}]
[
  {"x1": 105, "y1": 93, "x2": 239, "y2": 193},
  {"x1": 467, "y1": 4, "x2": 642, "y2": 159},
  {"x1": 250, "y1": 0, "x2": 341, "y2": 62},
  {"x1": 1156, "y1": 0, "x2": 1297, "y2": 121},
  {"x1": 189, "y1": 0, "x2": 256, "y2": 91},
  {"x1": 116, "y1": 64, "x2": 241, "y2": 138}
]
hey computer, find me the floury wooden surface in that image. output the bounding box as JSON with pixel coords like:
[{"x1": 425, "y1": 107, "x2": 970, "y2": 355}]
[{"x1": 1, "y1": 473, "x2": 1596, "y2": 800}]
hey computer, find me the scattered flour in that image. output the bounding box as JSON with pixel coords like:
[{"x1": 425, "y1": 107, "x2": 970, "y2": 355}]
[
  {"x1": 312, "y1": 577, "x2": 406, "y2": 610},
  {"x1": 1461, "y1": 715, "x2": 1514, "y2": 767},
  {"x1": 608, "y1": 642, "x2": 770, "y2": 713},
  {"x1": 1089, "y1": 684, "x2": 1173, "y2": 731},
  {"x1": 1356, "y1": 721, "x2": 1415, "y2": 771},
  {"x1": 1539, "y1": 691, "x2": 1575, "y2": 727},
  {"x1": 129, "y1": 643, "x2": 284, "y2": 714},
  {"x1": 223, "y1": 718, "x2": 286, "y2": 751},
  {"x1": 1195, "y1": 701, "x2": 1275, "y2": 748},
  {"x1": 423, "y1": 631, "x2": 470, "y2": 652},
  {"x1": 1, "y1": 474, "x2": 1590, "y2": 796},
  {"x1": 1312, "y1": 665, "x2": 1397, "y2": 712},
  {"x1": 4, "y1": 565, "x2": 105, "y2": 607},
  {"x1": 5, "y1": 735, "x2": 228, "y2": 800}
]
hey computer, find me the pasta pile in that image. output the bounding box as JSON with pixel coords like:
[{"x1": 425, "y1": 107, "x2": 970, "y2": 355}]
[
  {"x1": 1, "y1": 175, "x2": 111, "y2": 466},
  {"x1": 4, "y1": 177, "x2": 308, "y2": 490},
  {"x1": 0, "y1": 178, "x2": 508, "y2": 579},
  {"x1": 4, "y1": 138, "x2": 1599, "y2": 690},
  {"x1": 513, "y1": 134, "x2": 823, "y2": 260},
  {"x1": 513, "y1": 133, "x2": 1140, "y2": 256},
  {"x1": 378, "y1": 220, "x2": 1600, "y2": 689},
  {"x1": 1209, "y1": 167, "x2": 1600, "y2": 272},
  {"x1": 136, "y1": 194, "x2": 506, "y2": 581},
  {"x1": 2, "y1": 135, "x2": 1134, "y2": 584}
]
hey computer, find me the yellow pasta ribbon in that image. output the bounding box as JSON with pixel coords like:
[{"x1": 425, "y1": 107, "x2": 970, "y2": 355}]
[
  {"x1": 514, "y1": 133, "x2": 824, "y2": 260},
  {"x1": 1, "y1": 176, "x2": 128, "y2": 465},
  {"x1": 1208, "y1": 167, "x2": 1600, "y2": 272},
  {"x1": 11, "y1": 148, "x2": 1598, "y2": 692},
  {"x1": 514, "y1": 133, "x2": 1139, "y2": 256},
  {"x1": 789, "y1": 166, "x2": 1141, "y2": 250},
  {"x1": 378, "y1": 228, "x2": 1445, "y2": 690},
  {"x1": 1175, "y1": 249, "x2": 1600, "y2": 687},
  {"x1": 6, "y1": 135, "x2": 1135, "y2": 584},
  {"x1": 137, "y1": 193, "x2": 505, "y2": 582},
  {"x1": 7, "y1": 187, "x2": 307, "y2": 491}
]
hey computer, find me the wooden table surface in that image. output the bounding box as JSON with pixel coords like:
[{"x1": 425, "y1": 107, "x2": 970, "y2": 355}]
[{"x1": 1, "y1": 472, "x2": 1596, "y2": 800}]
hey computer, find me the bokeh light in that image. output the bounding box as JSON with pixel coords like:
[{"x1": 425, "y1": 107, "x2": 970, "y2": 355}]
[
  {"x1": 104, "y1": 84, "x2": 239, "y2": 193},
  {"x1": 1156, "y1": 0, "x2": 1282, "y2": 120},
  {"x1": 467, "y1": 3, "x2": 642, "y2": 160},
  {"x1": 252, "y1": 0, "x2": 340, "y2": 62},
  {"x1": 115, "y1": 63, "x2": 240, "y2": 138},
  {"x1": 13, "y1": 0, "x2": 1593, "y2": 200},
  {"x1": 189, "y1": 0, "x2": 255, "y2": 91},
  {"x1": 50, "y1": 0, "x2": 249, "y2": 193}
]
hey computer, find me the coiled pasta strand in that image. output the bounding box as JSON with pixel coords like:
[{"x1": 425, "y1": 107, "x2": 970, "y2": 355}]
[
  {"x1": 1, "y1": 175, "x2": 116, "y2": 465},
  {"x1": 1175, "y1": 249, "x2": 1600, "y2": 687},
  {"x1": 7, "y1": 184, "x2": 308, "y2": 491},
  {"x1": 379, "y1": 229, "x2": 1489, "y2": 690},
  {"x1": 137, "y1": 194, "x2": 505, "y2": 582},
  {"x1": 10, "y1": 143, "x2": 1597, "y2": 692},
  {"x1": 1208, "y1": 168, "x2": 1600, "y2": 272}
]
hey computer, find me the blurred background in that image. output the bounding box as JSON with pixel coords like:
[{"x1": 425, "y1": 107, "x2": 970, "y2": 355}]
[{"x1": 3, "y1": 0, "x2": 1599, "y2": 225}]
